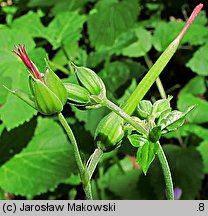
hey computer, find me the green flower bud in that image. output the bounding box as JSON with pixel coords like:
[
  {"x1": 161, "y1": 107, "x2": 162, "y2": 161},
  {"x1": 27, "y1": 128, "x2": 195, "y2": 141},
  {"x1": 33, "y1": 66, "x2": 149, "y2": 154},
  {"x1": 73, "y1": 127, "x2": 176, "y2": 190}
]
[
  {"x1": 76, "y1": 67, "x2": 106, "y2": 98},
  {"x1": 44, "y1": 66, "x2": 67, "y2": 105},
  {"x1": 65, "y1": 83, "x2": 91, "y2": 106},
  {"x1": 137, "y1": 100, "x2": 153, "y2": 119},
  {"x1": 95, "y1": 112, "x2": 124, "y2": 152},
  {"x1": 7, "y1": 45, "x2": 67, "y2": 115},
  {"x1": 29, "y1": 76, "x2": 63, "y2": 115},
  {"x1": 152, "y1": 96, "x2": 172, "y2": 118},
  {"x1": 64, "y1": 83, "x2": 102, "y2": 109}
]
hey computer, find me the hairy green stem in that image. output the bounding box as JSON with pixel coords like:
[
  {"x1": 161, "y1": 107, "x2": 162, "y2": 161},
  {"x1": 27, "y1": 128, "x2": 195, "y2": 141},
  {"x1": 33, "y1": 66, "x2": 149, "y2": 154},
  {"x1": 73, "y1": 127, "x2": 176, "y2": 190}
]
[
  {"x1": 100, "y1": 98, "x2": 174, "y2": 200},
  {"x1": 58, "y1": 113, "x2": 92, "y2": 200},
  {"x1": 87, "y1": 148, "x2": 103, "y2": 179},
  {"x1": 101, "y1": 99, "x2": 148, "y2": 135},
  {"x1": 157, "y1": 142, "x2": 174, "y2": 200},
  {"x1": 83, "y1": 181, "x2": 93, "y2": 200}
]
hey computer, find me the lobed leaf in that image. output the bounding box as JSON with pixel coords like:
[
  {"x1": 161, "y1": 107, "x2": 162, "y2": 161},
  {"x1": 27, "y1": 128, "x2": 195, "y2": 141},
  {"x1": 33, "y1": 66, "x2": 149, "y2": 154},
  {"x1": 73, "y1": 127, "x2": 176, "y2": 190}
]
[
  {"x1": 87, "y1": 0, "x2": 139, "y2": 49},
  {"x1": 0, "y1": 117, "x2": 76, "y2": 198}
]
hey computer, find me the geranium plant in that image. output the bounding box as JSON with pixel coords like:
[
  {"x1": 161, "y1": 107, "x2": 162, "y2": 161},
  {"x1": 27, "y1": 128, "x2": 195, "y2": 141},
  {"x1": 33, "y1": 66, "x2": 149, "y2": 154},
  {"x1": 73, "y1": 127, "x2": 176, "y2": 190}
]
[{"x1": 3, "y1": 3, "x2": 203, "y2": 200}]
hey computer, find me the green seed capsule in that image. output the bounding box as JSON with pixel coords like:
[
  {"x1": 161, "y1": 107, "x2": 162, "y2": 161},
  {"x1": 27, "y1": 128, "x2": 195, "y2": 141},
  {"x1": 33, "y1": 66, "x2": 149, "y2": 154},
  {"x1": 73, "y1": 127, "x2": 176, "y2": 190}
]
[
  {"x1": 95, "y1": 112, "x2": 124, "y2": 152},
  {"x1": 29, "y1": 76, "x2": 63, "y2": 115},
  {"x1": 44, "y1": 67, "x2": 68, "y2": 105},
  {"x1": 76, "y1": 67, "x2": 106, "y2": 97},
  {"x1": 64, "y1": 83, "x2": 91, "y2": 106}
]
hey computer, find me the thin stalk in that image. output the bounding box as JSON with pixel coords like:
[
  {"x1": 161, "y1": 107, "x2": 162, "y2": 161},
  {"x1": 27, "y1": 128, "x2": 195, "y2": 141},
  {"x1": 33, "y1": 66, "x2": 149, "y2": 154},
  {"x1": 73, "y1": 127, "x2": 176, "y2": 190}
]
[
  {"x1": 87, "y1": 148, "x2": 103, "y2": 179},
  {"x1": 157, "y1": 142, "x2": 174, "y2": 200},
  {"x1": 113, "y1": 155, "x2": 125, "y2": 174},
  {"x1": 58, "y1": 113, "x2": 92, "y2": 200},
  {"x1": 144, "y1": 54, "x2": 167, "y2": 99},
  {"x1": 101, "y1": 99, "x2": 148, "y2": 135},
  {"x1": 156, "y1": 78, "x2": 167, "y2": 99},
  {"x1": 83, "y1": 181, "x2": 93, "y2": 200},
  {"x1": 98, "y1": 165, "x2": 106, "y2": 200},
  {"x1": 175, "y1": 130, "x2": 185, "y2": 148}
]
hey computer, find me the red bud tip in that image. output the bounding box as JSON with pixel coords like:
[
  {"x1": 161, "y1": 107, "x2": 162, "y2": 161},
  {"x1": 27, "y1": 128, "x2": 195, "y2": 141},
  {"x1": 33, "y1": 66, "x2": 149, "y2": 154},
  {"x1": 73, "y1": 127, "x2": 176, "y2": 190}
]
[
  {"x1": 187, "y1": 3, "x2": 203, "y2": 25},
  {"x1": 177, "y1": 3, "x2": 203, "y2": 40},
  {"x1": 12, "y1": 45, "x2": 42, "y2": 80}
]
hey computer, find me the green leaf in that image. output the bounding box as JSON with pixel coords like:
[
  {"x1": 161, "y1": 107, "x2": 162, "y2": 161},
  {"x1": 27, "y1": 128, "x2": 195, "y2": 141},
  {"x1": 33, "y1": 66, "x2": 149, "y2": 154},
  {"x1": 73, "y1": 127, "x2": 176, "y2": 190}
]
[
  {"x1": 149, "y1": 145, "x2": 203, "y2": 199},
  {"x1": 51, "y1": 0, "x2": 88, "y2": 15},
  {"x1": 177, "y1": 76, "x2": 208, "y2": 124},
  {"x1": 182, "y1": 124, "x2": 208, "y2": 141},
  {"x1": 158, "y1": 106, "x2": 195, "y2": 132},
  {"x1": 110, "y1": 29, "x2": 137, "y2": 55},
  {"x1": 128, "y1": 134, "x2": 148, "y2": 147},
  {"x1": 0, "y1": 118, "x2": 37, "y2": 166},
  {"x1": 99, "y1": 61, "x2": 130, "y2": 94},
  {"x1": 72, "y1": 106, "x2": 108, "y2": 136},
  {"x1": 0, "y1": 30, "x2": 47, "y2": 129},
  {"x1": 64, "y1": 174, "x2": 81, "y2": 186},
  {"x1": 186, "y1": 43, "x2": 208, "y2": 76},
  {"x1": 179, "y1": 76, "x2": 206, "y2": 96},
  {"x1": 153, "y1": 21, "x2": 208, "y2": 52},
  {"x1": 11, "y1": 12, "x2": 45, "y2": 38},
  {"x1": 148, "y1": 126, "x2": 161, "y2": 143},
  {"x1": 0, "y1": 94, "x2": 37, "y2": 131},
  {"x1": 98, "y1": 157, "x2": 142, "y2": 199},
  {"x1": 163, "y1": 123, "x2": 208, "y2": 142},
  {"x1": 0, "y1": 75, "x2": 12, "y2": 104},
  {"x1": 178, "y1": 94, "x2": 208, "y2": 124},
  {"x1": 118, "y1": 79, "x2": 137, "y2": 105},
  {"x1": 193, "y1": 10, "x2": 207, "y2": 26},
  {"x1": 122, "y1": 27, "x2": 152, "y2": 57},
  {"x1": 0, "y1": 117, "x2": 76, "y2": 198},
  {"x1": 197, "y1": 140, "x2": 208, "y2": 173},
  {"x1": 124, "y1": 60, "x2": 147, "y2": 80},
  {"x1": 28, "y1": 0, "x2": 57, "y2": 7},
  {"x1": 0, "y1": 188, "x2": 5, "y2": 200},
  {"x1": 87, "y1": 50, "x2": 108, "y2": 68},
  {"x1": 136, "y1": 141, "x2": 158, "y2": 175},
  {"x1": 153, "y1": 22, "x2": 181, "y2": 52},
  {"x1": 44, "y1": 11, "x2": 86, "y2": 50},
  {"x1": 87, "y1": 0, "x2": 139, "y2": 49}
]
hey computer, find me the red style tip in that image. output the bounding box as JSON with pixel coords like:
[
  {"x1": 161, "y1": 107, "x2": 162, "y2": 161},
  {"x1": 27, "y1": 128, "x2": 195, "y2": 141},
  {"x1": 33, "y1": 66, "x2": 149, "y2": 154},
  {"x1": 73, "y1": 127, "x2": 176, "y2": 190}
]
[
  {"x1": 177, "y1": 3, "x2": 203, "y2": 40},
  {"x1": 12, "y1": 45, "x2": 42, "y2": 80},
  {"x1": 187, "y1": 3, "x2": 203, "y2": 25}
]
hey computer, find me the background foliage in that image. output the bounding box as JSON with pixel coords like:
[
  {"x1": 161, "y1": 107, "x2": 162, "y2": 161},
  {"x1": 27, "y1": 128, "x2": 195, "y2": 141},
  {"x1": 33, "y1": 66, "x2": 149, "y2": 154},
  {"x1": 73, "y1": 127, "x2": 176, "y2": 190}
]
[{"x1": 0, "y1": 0, "x2": 207, "y2": 200}]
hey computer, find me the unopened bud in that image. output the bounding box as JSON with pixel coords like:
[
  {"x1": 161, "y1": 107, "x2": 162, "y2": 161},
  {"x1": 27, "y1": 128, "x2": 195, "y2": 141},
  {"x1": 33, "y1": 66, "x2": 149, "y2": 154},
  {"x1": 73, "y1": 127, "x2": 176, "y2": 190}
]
[
  {"x1": 95, "y1": 113, "x2": 124, "y2": 152},
  {"x1": 29, "y1": 76, "x2": 63, "y2": 115},
  {"x1": 76, "y1": 67, "x2": 106, "y2": 98}
]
